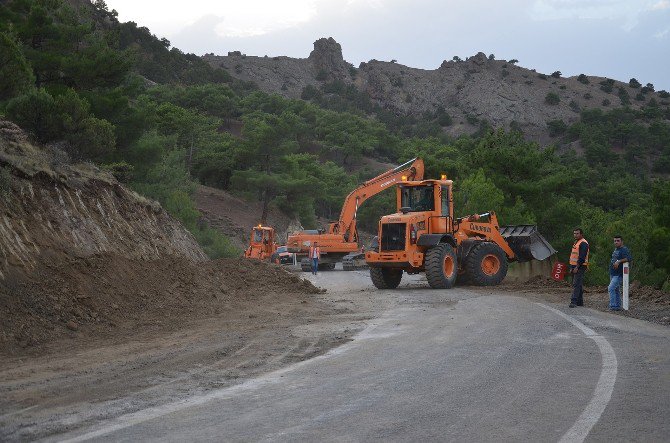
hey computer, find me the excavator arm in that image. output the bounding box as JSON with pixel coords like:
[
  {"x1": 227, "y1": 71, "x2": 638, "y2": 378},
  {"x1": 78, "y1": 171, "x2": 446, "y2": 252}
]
[{"x1": 332, "y1": 158, "x2": 425, "y2": 242}]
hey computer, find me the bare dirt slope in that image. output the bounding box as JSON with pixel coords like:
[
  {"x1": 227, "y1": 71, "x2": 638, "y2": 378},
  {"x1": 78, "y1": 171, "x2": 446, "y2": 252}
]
[{"x1": 194, "y1": 185, "x2": 298, "y2": 249}]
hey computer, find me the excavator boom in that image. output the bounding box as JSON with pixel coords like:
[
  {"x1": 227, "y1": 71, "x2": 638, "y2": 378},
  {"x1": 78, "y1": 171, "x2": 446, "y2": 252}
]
[
  {"x1": 334, "y1": 158, "x2": 425, "y2": 241},
  {"x1": 287, "y1": 158, "x2": 425, "y2": 262}
]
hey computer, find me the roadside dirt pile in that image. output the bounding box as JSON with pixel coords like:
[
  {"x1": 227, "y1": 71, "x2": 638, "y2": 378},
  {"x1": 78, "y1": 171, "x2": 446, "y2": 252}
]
[
  {"x1": 0, "y1": 120, "x2": 322, "y2": 356},
  {"x1": 1, "y1": 254, "x2": 321, "y2": 355}
]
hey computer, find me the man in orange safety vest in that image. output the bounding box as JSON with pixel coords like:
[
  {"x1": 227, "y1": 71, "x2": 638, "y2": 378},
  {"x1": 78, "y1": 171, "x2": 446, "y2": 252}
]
[
  {"x1": 568, "y1": 228, "x2": 589, "y2": 308},
  {"x1": 309, "y1": 242, "x2": 321, "y2": 275}
]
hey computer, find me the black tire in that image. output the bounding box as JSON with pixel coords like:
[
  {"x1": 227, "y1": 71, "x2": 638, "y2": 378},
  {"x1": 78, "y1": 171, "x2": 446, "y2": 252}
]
[
  {"x1": 300, "y1": 258, "x2": 312, "y2": 272},
  {"x1": 465, "y1": 242, "x2": 508, "y2": 286},
  {"x1": 370, "y1": 267, "x2": 403, "y2": 289},
  {"x1": 319, "y1": 262, "x2": 336, "y2": 271},
  {"x1": 425, "y1": 243, "x2": 458, "y2": 289}
]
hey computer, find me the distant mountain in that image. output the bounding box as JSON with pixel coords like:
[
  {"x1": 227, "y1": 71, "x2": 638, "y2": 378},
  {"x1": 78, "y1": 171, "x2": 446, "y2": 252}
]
[{"x1": 204, "y1": 38, "x2": 669, "y2": 144}]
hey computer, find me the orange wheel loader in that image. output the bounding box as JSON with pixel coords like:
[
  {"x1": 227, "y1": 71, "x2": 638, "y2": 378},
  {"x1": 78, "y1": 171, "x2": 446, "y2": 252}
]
[
  {"x1": 287, "y1": 158, "x2": 425, "y2": 272},
  {"x1": 365, "y1": 175, "x2": 556, "y2": 289},
  {"x1": 244, "y1": 225, "x2": 279, "y2": 263}
]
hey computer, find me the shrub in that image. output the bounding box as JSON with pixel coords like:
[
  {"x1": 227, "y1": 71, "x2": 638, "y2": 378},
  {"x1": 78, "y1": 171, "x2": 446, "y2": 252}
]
[
  {"x1": 452, "y1": 56, "x2": 462, "y2": 62},
  {"x1": 6, "y1": 89, "x2": 59, "y2": 142},
  {"x1": 584, "y1": 93, "x2": 592, "y2": 100},
  {"x1": 488, "y1": 54, "x2": 495, "y2": 60},
  {"x1": 599, "y1": 82, "x2": 613, "y2": 93},
  {"x1": 641, "y1": 83, "x2": 655, "y2": 94},
  {"x1": 577, "y1": 74, "x2": 590, "y2": 84},
  {"x1": 502, "y1": 69, "x2": 509, "y2": 78},
  {"x1": 658, "y1": 90, "x2": 670, "y2": 98},
  {"x1": 602, "y1": 99, "x2": 611, "y2": 106},
  {"x1": 545, "y1": 92, "x2": 560, "y2": 105},
  {"x1": 538, "y1": 73, "x2": 548, "y2": 80},
  {"x1": 547, "y1": 119, "x2": 567, "y2": 137},
  {"x1": 559, "y1": 85, "x2": 566, "y2": 90},
  {"x1": 509, "y1": 59, "x2": 518, "y2": 64},
  {"x1": 635, "y1": 92, "x2": 646, "y2": 102},
  {"x1": 102, "y1": 162, "x2": 134, "y2": 182},
  {"x1": 551, "y1": 71, "x2": 561, "y2": 78},
  {"x1": 618, "y1": 87, "x2": 631, "y2": 105},
  {"x1": 629, "y1": 78, "x2": 641, "y2": 88}
]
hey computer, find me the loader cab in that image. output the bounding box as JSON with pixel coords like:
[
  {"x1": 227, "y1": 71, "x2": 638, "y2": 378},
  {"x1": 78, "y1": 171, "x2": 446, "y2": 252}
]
[
  {"x1": 245, "y1": 225, "x2": 277, "y2": 260},
  {"x1": 395, "y1": 178, "x2": 454, "y2": 225}
]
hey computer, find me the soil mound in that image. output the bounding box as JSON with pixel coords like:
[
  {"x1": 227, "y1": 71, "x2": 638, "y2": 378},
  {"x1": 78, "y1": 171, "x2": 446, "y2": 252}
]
[{"x1": 0, "y1": 254, "x2": 321, "y2": 356}]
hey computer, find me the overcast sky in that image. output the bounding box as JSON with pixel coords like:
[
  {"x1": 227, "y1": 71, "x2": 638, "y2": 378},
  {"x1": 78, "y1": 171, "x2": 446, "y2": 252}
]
[{"x1": 106, "y1": 0, "x2": 670, "y2": 91}]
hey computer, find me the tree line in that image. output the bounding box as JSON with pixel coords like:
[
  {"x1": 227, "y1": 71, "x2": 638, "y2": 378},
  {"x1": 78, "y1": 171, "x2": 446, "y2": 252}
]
[{"x1": 0, "y1": 0, "x2": 668, "y2": 290}]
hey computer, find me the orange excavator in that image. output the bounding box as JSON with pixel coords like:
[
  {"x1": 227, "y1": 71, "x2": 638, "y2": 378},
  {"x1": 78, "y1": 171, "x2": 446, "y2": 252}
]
[{"x1": 287, "y1": 158, "x2": 425, "y2": 271}]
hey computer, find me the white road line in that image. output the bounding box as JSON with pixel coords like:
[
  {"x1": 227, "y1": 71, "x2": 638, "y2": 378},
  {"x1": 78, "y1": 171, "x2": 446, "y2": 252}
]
[
  {"x1": 538, "y1": 304, "x2": 618, "y2": 443},
  {"x1": 56, "y1": 318, "x2": 393, "y2": 443}
]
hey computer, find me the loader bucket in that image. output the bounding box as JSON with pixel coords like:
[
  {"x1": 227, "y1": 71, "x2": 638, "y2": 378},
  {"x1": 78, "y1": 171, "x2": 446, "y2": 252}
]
[{"x1": 499, "y1": 225, "x2": 556, "y2": 262}]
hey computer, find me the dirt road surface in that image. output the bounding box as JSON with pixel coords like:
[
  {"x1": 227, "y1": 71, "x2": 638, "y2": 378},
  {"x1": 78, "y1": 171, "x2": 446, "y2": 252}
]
[{"x1": 1, "y1": 268, "x2": 669, "y2": 441}]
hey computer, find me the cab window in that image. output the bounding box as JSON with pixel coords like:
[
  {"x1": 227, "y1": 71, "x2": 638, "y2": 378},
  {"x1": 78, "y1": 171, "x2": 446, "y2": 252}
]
[
  {"x1": 253, "y1": 229, "x2": 263, "y2": 242},
  {"x1": 400, "y1": 185, "x2": 434, "y2": 212},
  {"x1": 441, "y1": 186, "x2": 449, "y2": 217}
]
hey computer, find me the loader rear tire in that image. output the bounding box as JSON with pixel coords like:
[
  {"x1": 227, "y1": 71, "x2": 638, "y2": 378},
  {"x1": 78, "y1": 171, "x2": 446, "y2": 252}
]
[
  {"x1": 300, "y1": 258, "x2": 312, "y2": 272},
  {"x1": 425, "y1": 243, "x2": 458, "y2": 289},
  {"x1": 370, "y1": 267, "x2": 403, "y2": 289},
  {"x1": 465, "y1": 242, "x2": 508, "y2": 286}
]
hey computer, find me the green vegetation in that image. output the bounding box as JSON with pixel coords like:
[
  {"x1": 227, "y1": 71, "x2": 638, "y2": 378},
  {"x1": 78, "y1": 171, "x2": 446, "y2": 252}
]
[
  {"x1": 0, "y1": 1, "x2": 668, "y2": 289},
  {"x1": 545, "y1": 92, "x2": 560, "y2": 105},
  {"x1": 577, "y1": 74, "x2": 590, "y2": 84}
]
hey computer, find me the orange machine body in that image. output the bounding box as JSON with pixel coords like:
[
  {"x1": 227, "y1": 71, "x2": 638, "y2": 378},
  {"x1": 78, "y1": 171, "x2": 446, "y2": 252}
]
[
  {"x1": 244, "y1": 225, "x2": 278, "y2": 261},
  {"x1": 287, "y1": 158, "x2": 425, "y2": 265},
  {"x1": 364, "y1": 175, "x2": 556, "y2": 289}
]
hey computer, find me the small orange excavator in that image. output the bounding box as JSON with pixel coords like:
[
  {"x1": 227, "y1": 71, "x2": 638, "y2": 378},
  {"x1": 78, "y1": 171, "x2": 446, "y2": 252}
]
[
  {"x1": 365, "y1": 174, "x2": 555, "y2": 289},
  {"x1": 244, "y1": 225, "x2": 278, "y2": 262},
  {"x1": 287, "y1": 158, "x2": 425, "y2": 271}
]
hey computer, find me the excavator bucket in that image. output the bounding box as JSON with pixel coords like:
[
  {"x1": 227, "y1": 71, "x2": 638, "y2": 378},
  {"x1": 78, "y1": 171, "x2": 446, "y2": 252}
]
[{"x1": 499, "y1": 225, "x2": 556, "y2": 262}]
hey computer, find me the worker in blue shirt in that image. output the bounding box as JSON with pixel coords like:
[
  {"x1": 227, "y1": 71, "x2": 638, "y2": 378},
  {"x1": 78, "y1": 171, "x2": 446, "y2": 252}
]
[{"x1": 608, "y1": 235, "x2": 632, "y2": 311}]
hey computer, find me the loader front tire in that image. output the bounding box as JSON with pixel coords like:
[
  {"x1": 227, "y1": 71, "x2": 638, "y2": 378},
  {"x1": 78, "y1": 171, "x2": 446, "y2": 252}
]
[
  {"x1": 465, "y1": 242, "x2": 508, "y2": 286},
  {"x1": 370, "y1": 267, "x2": 403, "y2": 289},
  {"x1": 425, "y1": 243, "x2": 458, "y2": 289}
]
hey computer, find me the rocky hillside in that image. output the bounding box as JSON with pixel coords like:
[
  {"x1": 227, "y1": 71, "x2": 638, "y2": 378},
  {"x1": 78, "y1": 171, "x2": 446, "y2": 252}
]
[
  {"x1": 204, "y1": 38, "x2": 668, "y2": 144},
  {"x1": 0, "y1": 120, "x2": 206, "y2": 283}
]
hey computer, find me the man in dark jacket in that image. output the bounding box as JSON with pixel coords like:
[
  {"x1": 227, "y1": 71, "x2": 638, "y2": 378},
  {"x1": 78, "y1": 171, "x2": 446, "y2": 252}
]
[
  {"x1": 569, "y1": 228, "x2": 589, "y2": 308},
  {"x1": 608, "y1": 235, "x2": 632, "y2": 311}
]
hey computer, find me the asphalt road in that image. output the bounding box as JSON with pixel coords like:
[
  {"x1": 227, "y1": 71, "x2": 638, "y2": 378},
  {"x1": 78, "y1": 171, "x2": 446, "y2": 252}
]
[{"x1": 57, "y1": 271, "x2": 670, "y2": 442}]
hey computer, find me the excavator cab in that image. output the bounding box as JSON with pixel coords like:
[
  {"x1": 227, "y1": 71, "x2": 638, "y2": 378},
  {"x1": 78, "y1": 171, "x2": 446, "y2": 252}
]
[
  {"x1": 366, "y1": 176, "x2": 555, "y2": 289},
  {"x1": 244, "y1": 225, "x2": 278, "y2": 262}
]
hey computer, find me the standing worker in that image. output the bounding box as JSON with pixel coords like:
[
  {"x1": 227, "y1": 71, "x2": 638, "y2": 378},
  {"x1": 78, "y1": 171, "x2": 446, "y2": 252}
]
[
  {"x1": 569, "y1": 228, "x2": 589, "y2": 308},
  {"x1": 608, "y1": 235, "x2": 632, "y2": 311},
  {"x1": 309, "y1": 242, "x2": 321, "y2": 275}
]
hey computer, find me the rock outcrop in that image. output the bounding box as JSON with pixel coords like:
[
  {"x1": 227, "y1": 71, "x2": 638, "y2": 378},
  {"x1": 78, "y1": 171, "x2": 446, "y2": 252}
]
[{"x1": 204, "y1": 38, "x2": 667, "y2": 144}]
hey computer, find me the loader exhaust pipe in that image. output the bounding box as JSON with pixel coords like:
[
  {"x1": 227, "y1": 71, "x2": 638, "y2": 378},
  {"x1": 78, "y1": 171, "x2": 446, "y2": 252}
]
[{"x1": 499, "y1": 225, "x2": 556, "y2": 262}]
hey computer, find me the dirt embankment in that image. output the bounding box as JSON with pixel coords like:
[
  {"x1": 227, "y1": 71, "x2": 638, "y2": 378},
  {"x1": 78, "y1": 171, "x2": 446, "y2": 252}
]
[
  {"x1": 1, "y1": 254, "x2": 321, "y2": 356},
  {"x1": 0, "y1": 120, "x2": 323, "y2": 356}
]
